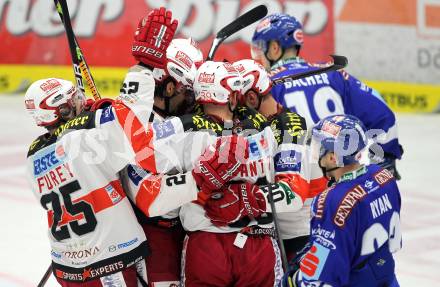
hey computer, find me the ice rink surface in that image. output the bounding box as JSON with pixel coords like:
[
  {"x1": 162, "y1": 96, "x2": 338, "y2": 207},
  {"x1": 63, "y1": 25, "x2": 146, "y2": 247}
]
[{"x1": 0, "y1": 95, "x2": 439, "y2": 286}]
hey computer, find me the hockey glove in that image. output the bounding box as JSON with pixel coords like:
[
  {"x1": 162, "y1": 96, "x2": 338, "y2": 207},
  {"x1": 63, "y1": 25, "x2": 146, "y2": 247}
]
[
  {"x1": 192, "y1": 135, "x2": 248, "y2": 193},
  {"x1": 204, "y1": 182, "x2": 266, "y2": 227},
  {"x1": 132, "y1": 7, "x2": 178, "y2": 69},
  {"x1": 282, "y1": 241, "x2": 312, "y2": 287}
]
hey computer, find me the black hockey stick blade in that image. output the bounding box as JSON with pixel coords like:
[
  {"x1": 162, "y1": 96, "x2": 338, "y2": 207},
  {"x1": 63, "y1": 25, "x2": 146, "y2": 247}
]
[
  {"x1": 207, "y1": 5, "x2": 268, "y2": 60},
  {"x1": 217, "y1": 5, "x2": 268, "y2": 39},
  {"x1": 272, "y1": 55, "x2": 348, "y2": 85}
]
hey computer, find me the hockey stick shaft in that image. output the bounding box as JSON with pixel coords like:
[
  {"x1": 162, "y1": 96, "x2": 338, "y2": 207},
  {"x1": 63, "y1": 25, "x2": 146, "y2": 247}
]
[
  {"x1": 207, "y1": 5, "x2": 268, "y2": 60},
  {"x1": 263, "y1": 160, "x2": 293, "y2": 286},
  {"x1": 272, "y1": 55, "x2": 348, "y2": 85},
  {"x1": 54, "y1": 0, "x2": 101, "y2": 100},
  {"x1": 37, "y1": 264, "x2": 52, "y2": 287}
]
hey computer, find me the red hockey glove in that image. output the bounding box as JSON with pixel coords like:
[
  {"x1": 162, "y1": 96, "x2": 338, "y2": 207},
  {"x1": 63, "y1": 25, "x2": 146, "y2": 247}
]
[
  {"x1": 83, "y1": 98, "x2": 114, "y2": 111},
  {"x1": 192, "y1": 135, "x2": 248, "y2": 193},
  {"x1": 204, "y1": 182, "x2": 267, "y2": 227},
  {"x1": 132, "y1": 7, "x2": 178, "y2": 69}
]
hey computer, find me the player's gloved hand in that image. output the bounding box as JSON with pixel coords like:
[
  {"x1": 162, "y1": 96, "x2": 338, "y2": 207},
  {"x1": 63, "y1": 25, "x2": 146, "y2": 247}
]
[
  {"x1": 282, "y1": 241, "x2": 312, "y2": 287},
  {"x1": 83, "y1": 98, "x2": 114, "y2": 111},
  {"x1": 204, "y1": 182, "x2": 266, "y2": 227},
  {"x1": 84, "y1": 99, "x2": 95, "y2": 111},
  {"x1": 192, "y1": 135, "x2": 248, "y2": 196},
  {"x1": 132, "y1": 7, "x2": 178, "y2": 69},
  {"x1": 378, "y1": 155, "x2": 401, "y2": 180}
]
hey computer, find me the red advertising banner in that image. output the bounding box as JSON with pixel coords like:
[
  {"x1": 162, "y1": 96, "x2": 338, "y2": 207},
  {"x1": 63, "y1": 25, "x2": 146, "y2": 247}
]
[{"x1": 0, "y1": 0, "x2": 334, "y2": 66}]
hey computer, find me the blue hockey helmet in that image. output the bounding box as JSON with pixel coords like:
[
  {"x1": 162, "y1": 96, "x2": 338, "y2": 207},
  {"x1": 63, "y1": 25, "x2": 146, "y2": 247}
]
[
  {"x1": 251, "y1": 13, "x2": 304, "y2": 60},
  {"x1": 310, "y1": 115, "x2": 367, "y2": 166}
]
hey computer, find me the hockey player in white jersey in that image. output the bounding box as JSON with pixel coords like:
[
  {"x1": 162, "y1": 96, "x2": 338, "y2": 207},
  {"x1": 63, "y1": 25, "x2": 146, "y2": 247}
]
[
  {"x1": 24, "y1": 7, "x2": 179, "y2": 286},
  {"x1": 164, "y1": 61, "x2": 284, "y2": 287},
  {"x1": 121, "y1": 37, "x2": 205, "y2": 286},
  {"x1": 227, "y1": 59, "x2": 328, "y2": 260}
]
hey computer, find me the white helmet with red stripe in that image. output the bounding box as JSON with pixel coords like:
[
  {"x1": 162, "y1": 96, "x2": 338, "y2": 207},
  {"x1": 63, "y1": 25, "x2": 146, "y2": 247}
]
[
  {"x1": 24, "y1": 78, "x2": 85, "y2": 127},
  {"x1": 153, "y1": 38, "x2": 203, "y2": 89},
  {"x1": 233, "y1": 59, "x2": 272, "y2": 99},
  {"x1": 194, "y1": 61, "x2": 243, "y2": 105}
]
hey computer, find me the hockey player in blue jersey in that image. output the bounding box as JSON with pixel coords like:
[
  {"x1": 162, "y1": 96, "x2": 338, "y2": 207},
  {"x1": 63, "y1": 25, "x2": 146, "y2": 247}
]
[
  {"x1": 251, "y1": 13, "x2": 403, "y2": 179},
  {"x1": 282, "y1": 114, "x2": 401, "y2": 287}
]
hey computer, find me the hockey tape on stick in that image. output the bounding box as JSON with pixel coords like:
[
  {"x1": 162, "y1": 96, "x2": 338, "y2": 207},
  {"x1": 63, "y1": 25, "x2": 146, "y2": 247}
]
[
  {"x1": 207, "y1": 5, "x2": 268, "y2": 60},
  {"x1": 54, "y1": 0, "x2": 101, "y2": 100},
  {"x1": 272, "y1": 55, "x2": 348, "y2": 85}
]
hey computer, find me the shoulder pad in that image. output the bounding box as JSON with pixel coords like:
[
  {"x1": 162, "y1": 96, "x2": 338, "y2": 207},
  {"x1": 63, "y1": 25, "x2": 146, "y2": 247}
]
[
  {"x1": 179, "y1": 113, "x2": 223, "y2": 135},
  {"x1": 53, "y1": 111, "x2": 96, "y2": 137},
  {"x1": 270, "y1": 111, "x2": 306, "y2": 145},
  {"x1": 27, "y1": 134, "x2": 52, "y2": 157}
]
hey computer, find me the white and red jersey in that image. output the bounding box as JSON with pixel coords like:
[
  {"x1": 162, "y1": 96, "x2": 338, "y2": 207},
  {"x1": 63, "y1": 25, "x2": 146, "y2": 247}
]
[{"x1": 26, "y1": 65, "x2": 156, "y2": 282}]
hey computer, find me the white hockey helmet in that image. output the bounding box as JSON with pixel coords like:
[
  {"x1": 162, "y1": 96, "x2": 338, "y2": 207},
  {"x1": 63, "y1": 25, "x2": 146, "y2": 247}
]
[
  {"x1": 153, "y1": 38, "x2": 204, "y2": 89},
  {"x1": 233, "y1": 59, "x2": 272, "y2": 99},
  {"x1": 24, "y1": 78, "x2": 85, "y2": 127},
  {"x1": 194, "y1": 61, "x2": 243, "y2": 105}
]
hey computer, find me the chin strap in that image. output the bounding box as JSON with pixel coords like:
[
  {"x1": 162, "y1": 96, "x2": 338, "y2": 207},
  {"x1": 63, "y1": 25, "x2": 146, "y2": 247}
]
[{"x1": 318, "y1": 156, "x2": 340, "y2": 186}]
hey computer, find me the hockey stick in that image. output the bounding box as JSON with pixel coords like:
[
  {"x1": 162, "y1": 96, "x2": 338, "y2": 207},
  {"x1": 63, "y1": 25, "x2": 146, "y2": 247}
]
[
  {"x1": 37, "y1": 263, "x2": 52, "y2": 287},
  {"x1": 54, "y1": 0, "x2": 101, "y2": 100},
  {"x1": 272, "y1": 55, "x2": 348, "y2": 85},
  {"x1": 263, "y1": 159, "x2": 293, "y2": 286},
  {"x1": 206, "y1": 5, "x2": 268, "y2": 61}
]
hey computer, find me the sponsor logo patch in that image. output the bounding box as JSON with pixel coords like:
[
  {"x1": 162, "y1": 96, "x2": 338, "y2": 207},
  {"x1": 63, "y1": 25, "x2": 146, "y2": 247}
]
[
  {"x1": 175, "y1": 50, "x2": 193, "y2": 69},
  {"x1": 126, "y1": 165, "x2": 148, "y2": 186},
  {"x1": 321, "y1": 120, "x2": 341, "y2": 138},
  {"x1": 105, "y1": 184, "x2": 122, "y2": 205},
  {"x1": 153, "y1": 120, "x2": 176, "y2": 139},
  {"x1": 301, "y1": 242, "x2": 330, "y2": 280},
  {"x1": 274, "y1": 150, "x2": 302, "y2": 173},
  {"x1": 198, "y1": 72, "x2": 215, "y2": 84},
  {"x1": 311, "y1": 225, "x2": 336, "y2": 250},
  {"x1": 314, "y1": 187, "x2": 332, "y2": 218},
  {"x1": 99, "y1": 106, "x2": 115, "y2": 124},
  {"x1": 33, "y1": 145, "x2": 63, "y2": 177},
  {"x1": 374, "y1": 168, "x2": 394, "y2": 186},
  {"x1": 333, "y1": 185, "x2": 367, "y2": 227},
  {"x1": 40, "y1": 78, "x2": 61, "y2": 93}
]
